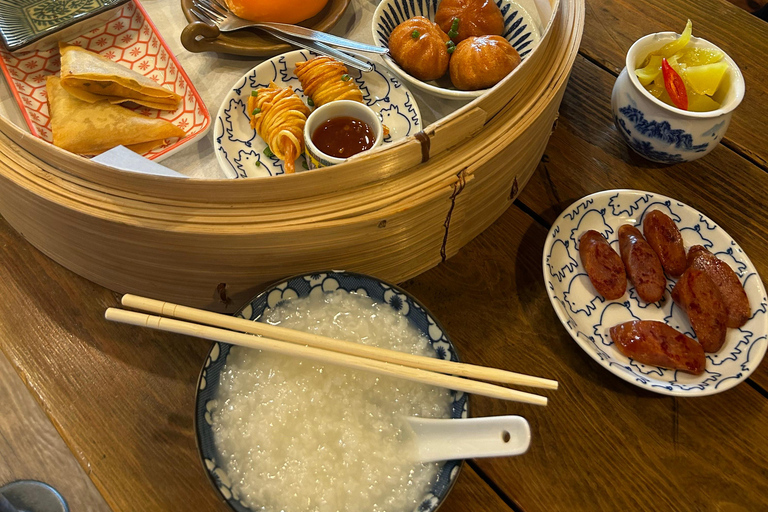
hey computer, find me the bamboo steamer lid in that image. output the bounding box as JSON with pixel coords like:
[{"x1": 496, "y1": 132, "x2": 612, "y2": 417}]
[{"x1": 0, "y1": 0, "x2": 584, "y2": 311}]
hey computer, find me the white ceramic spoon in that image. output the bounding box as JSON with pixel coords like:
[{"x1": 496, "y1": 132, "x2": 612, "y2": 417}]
[{"x1": 404, "y1": 415, "x2": 531, "y2": 463}]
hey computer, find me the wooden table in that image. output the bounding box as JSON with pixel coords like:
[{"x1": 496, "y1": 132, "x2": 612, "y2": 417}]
[{"x1": 2, "y1": 0, "x2": 767, "y2": 510}]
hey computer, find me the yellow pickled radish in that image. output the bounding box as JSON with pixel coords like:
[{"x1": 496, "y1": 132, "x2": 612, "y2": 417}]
[
  {"x1": 688, "y1": 93, "x2": 721, "y2": 112},
  {"x1": 678, "y1": 47, "x2": 724, "y2": 66},
  {"x1": 651, "y1": 19, "x2": 693, "y2": 59},
  {"x1": 635, "y1": 55, "x2": 663, "y2": 86},
  {"x1": 684, "y1": 62, "x2": 728, "y2": 95},
  {"x1": 647, "y1": 79, "x2": 665, "y2": 98}
]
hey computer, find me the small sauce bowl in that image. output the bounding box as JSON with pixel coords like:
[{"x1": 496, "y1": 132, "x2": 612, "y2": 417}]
[
  {"x1": 611, "y1": 31, "x2": 745, "y2": 164},
  {"x1": 304, "y1": 100, "x2": 384, "y2": 169}
]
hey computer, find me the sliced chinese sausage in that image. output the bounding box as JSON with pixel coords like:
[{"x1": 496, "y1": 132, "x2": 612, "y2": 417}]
[
  {"x1": 642, "y1": 210, "x2": 687, "y2": 277},
  {"x1": 687, "y1": 245, "x2": 751, "y2": 328},
  {"x1": 578, "y1": 230, "x2": 627, "y2": 300},
  {"x1": 618, "y1": 224, "x2": 666, "y2": 303},
  {"x1": 672, "y1": 267, "x2": 727, "y2": 352},
  {"x1": 610, "y1": 320, "x2": 705, "y2": 375}
]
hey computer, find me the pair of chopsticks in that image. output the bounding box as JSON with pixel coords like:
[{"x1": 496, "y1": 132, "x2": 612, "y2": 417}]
[{"x1": 105, "y1": 295, "x2": 558, "y2": 406}]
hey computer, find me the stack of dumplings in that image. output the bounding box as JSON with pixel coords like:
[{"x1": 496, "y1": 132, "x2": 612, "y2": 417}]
[{"x1": 388, "y1": 0, "x2": 522, "y2": 91}]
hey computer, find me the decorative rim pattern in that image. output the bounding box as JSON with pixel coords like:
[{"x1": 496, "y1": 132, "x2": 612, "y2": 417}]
[
  {"x1": 195, "y1": 271, "x2": 467, "y2": 512},
  {"x1": 372, "y1": 0, "x2": 542, "y2": 99},
  {"x1": 0, "y1": 0, "x2": 211, "y2": 161},
  {"x1": 214, "y1": 50, "x2": 421, "y2": 179},
  {"x1": 543, "y1": 189, "x2": 768, "y2": 396}
]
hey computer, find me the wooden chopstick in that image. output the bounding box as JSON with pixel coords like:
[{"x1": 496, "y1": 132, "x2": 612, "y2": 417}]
[
  {"x1": 121, "y1": 294, "x2": 558, "y2": 391},
  {"x1": 105, "y1": 308, "x2": 548, "y2": 406}
]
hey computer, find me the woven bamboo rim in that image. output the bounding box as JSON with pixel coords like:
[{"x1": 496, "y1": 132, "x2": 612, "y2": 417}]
[{"x1": 0, "y1": 0, "x2": 584, "y2": 310}]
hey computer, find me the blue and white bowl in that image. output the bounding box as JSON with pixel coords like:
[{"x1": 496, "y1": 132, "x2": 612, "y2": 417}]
[
  {"x1": 372, "y1": 0, "x2": 543, "y2": 99},
  {"x1": 611, "y1": 32, "x2": 745, "y2": 164},
  {"x1": 195, "y1": 271, "x2": 468, "y2": 512}
]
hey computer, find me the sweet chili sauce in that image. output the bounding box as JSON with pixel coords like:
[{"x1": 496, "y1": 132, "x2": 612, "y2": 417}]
[{"x1": 311, "y1": 116, "x2": 375, "y2": 158}]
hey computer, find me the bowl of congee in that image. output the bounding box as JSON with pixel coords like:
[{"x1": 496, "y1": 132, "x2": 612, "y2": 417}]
[
  {"x1": 611, "y1": 20, "x2": 745, "y2": 164},
  {"x1": 195, "y1": 271, "x2": 467, "y2": 512}
]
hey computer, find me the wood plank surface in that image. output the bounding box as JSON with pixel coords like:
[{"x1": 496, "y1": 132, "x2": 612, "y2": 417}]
[
  {"x1": 581, "y1": 0, "x2": 768, "y2": 169},
  {"x1": 0, "y1": 212, "x2": 513, "y2": 512},
  {"x1": 0, "y1": 351, "x2": 111, "y2": 512},
  {"x1": 517, "y1": 55, "x2": 768, "y2": 391},
  {"x1": 400, "y1": 203, "x2": 768, "y2": 512}
]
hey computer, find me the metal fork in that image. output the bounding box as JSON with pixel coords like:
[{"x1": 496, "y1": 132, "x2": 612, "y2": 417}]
[{"x1": 191, "y1": 0, "x2": 384, "y2": 72}]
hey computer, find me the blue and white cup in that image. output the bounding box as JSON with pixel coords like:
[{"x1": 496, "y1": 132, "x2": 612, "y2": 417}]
[
  {"x1": 611, "y1": 31, "x2": 745, "y2": 164},
  {"x1": 304, "y1": 100, "x2": 384, "y2": 169}
]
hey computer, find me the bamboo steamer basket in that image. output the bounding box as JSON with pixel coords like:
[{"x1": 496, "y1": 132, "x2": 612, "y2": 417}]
[{"x1": 0, "y1": 0, "x2": 584, "y2": 312}]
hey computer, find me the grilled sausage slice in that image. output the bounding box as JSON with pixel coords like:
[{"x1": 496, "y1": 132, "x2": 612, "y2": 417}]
[
  {"x1": 687, "y1": 245, "x2": 751, "y2": 328},
  {"x1": 672, "y1": 267, "x2": 728, "y2": 352},
  {"x1": 643, "y1": 210, "x2": 687, "y2": 277},
  {"x1": 610, "y1": 320, "x2": 705, "y2": 375},
  {"x1": 579, "y1": 230, "x2": 627, "y2": 300},
  {"x1": 618, "y1": 224, "x2": 666, "y2": 303}
]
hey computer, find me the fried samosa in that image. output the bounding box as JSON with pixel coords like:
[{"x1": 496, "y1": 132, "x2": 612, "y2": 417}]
[
  {"x1": 58, "y1": 43, "x2": 182, "y2": 111},
  {"x1": 47, "y1": 76, "x2": 186, "y2": 156}
]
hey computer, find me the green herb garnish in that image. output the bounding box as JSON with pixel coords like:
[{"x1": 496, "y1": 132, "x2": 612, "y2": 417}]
[
  {"x1": 447, "y1": 18, "x2": 459, "y2": 39},
  {"x1": 341, "y1": 74, "x2": 350, "y2": 81},
  {"x1": 446, "y1": 41, "x2": 456, "y2": 54},
  {"x1": 251, "y1": 108, "x2": 261, "y2": 115},
  {"x1": 255, "y1": 160, "x2": 261, "y2": 167},
  {"x1": 264, "y1": 146, "x2": 275, "y2": 158},
  {"x1": 251, "y1": 90, "x2": 258, "y2": 97},
  {"x1": 307, "y1": 97, "x2": 314, "y2": 107},
  {"x1": 411, "y1": 29, "x2": 420, "y2": 39}
]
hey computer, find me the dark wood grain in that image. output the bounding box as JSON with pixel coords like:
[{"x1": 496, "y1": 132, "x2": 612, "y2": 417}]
[
  {"x1": 518, "y1": 55, "x2": 768, "y2": 391},
  {"x1": 400, "y1": 204, "x2": 768, "y2": 512},
  {"x1": 580, "y1": 0, "x2": 768, "y2": 169},
  {"x1": 0, "y1": 213, "x2": 513, "y2": 511},
  {"x1": 0, "y1": 353, "x2": 111, "y2": 512}
]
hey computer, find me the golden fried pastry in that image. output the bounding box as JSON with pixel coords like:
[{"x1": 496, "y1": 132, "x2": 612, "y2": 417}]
[
  {"x1": 59, "y1": 43, "x2": 181, "y2": 111},
  {"x1": 388, "y1": 16, "x2": 450, "y2": 81},
  {"x1": 47, "y1": 76, "x2": 185, "y2": 155},
  {"x1": 449, "y1": 35, "x2": 521, "y2": 90},
  {"x1": 248, "y1": 82, "x2": 310, "y2": 174},
  {"x1": 435, "y1": 0, "x2": 504, "y2": 43},
  {"x1": 294, "y1": 57, "x2": 363, "y2": 108}
]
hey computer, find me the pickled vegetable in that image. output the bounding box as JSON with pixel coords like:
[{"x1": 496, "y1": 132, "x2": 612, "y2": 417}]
[
  {"x1": 635, "y1": 20, "x2": 728, "y2": 112},
  {"x1": 684, "y1": 62, "x2": 728, "y2": 96}
]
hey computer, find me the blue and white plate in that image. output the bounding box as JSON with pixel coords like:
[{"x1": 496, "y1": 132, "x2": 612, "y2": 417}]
[
  {"x1": 214, "y1": 50, "x2": 422, "y2": 178},
  {"x1": 195, "y1": 271, "x2": 467, "y2": 512},
  {"x1": 543, "y1": 189, "x2": 768, "y2": 396},
  {"x1": 372, "y1": 0, "x2": 543, "y2": 99}
]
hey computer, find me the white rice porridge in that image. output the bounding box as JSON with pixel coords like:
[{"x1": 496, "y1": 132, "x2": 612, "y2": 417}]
[{"x1": 210, "y1": 289, "x2": 453, "y2": 512}]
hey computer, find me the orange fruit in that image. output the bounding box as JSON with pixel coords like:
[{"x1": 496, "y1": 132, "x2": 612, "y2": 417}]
[{"x1": 225, "y1": 0, "x2": 329, "y2": 24}]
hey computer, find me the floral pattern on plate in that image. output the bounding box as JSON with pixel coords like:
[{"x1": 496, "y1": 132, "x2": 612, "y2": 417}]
[
  {"x1": 214, "y1": 50, "x2": 421, "y2": 179},
  {"x1": 0, "y1": 0, "x2": 211, "y2": 161},
  {"x1": 543, "y1": 189, "x2": 768, "y2": 396}
]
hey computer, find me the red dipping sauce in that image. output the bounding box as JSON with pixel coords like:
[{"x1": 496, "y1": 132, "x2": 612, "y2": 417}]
[{"x1": 311, "y1": 116, "x2": 375, "y2": 158}]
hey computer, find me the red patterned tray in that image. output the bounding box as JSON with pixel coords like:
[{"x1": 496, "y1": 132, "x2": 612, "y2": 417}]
[{"x1": 0, "y1": 0, "x2": 210, "y2": 161}]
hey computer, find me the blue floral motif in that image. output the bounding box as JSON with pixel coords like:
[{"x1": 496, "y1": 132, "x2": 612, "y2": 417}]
[
  {"x1": 196, "y1": 272, "x2": 466, "y2": 512},
  {"x1": 618, "y1": 106, "x2": 709, "y2": 152},
  {"x1": 383, "y1": 287, "x2": 409, "y2": 315}
]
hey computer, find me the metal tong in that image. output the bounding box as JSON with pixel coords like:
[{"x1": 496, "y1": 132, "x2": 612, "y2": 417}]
[{"x1": 190, "y1": 0, "x2": 388, "y2": 72}]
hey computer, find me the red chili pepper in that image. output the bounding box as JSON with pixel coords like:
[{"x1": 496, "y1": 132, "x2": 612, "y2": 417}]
[{"x1": 661, "y1": 58, "x2": 688, "y2": 110}]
